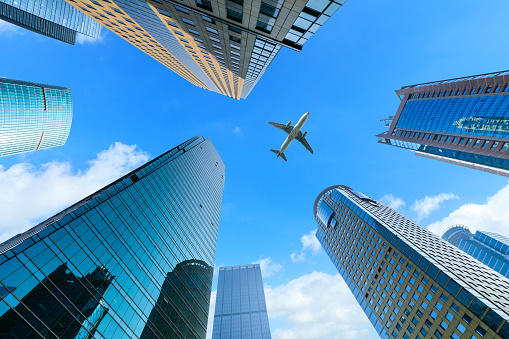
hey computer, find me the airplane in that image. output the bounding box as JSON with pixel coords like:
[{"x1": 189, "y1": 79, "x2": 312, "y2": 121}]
[{"x1": 268, "y1": 112, "x2": 313, "y2": 161}]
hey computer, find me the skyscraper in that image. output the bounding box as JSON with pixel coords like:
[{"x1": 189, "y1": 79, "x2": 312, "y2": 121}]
[
  {"x1": 212, "y1": 264, "x2": 271, "y2": 338},
  {"x1": 0, "y1": 77, "x2": 73, "y2": 158},
  {"x1": 62, "y1": 0, "x2": 347, "y2": 99},
  {"x1": 314, "y1": 185, "x2": 509, "y2": 339},
  {"x1": 0, "y1": 135, "x2": 225, "y2": 339},
  {"x1": 0, "y1": 0, "x2": 101, "y2": 44},
  {"x1": 442, "y1": 225, "x2": 509, "y2": 279},
  {"x1": 377, "y1": 70, "x2": 509, "y2": 177}
]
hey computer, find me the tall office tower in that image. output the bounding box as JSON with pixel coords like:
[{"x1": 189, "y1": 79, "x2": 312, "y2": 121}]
[
  {"x1": 377, "y1": 70, "x2": 509, "y2": 177},
  {"x1": 0, "y1": 77, "x2": 73, "y2": 158},
  {"x1": 314, "y1": 185, "x2": 509, "y2": 339},
  {"x1": 212, "y1": 264, "x2": 271, "y2": 338},
  {"x1": 442, "y1": 225, "x2": 509, "y2": 279},
  {"x1": 62, "y1": 0, "x2": 347, "y2": 99},
  {"x1": 0, "y1": 0, "x2": 101, "y2": 44},
  {"x1": 141, "y1": 259, "x2": 213, "y2": 338},
  {"x1": 0, "y1": 136, "x2": 225, "y2": 339}
]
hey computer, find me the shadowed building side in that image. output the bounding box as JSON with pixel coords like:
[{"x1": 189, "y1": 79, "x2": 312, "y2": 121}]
[{"x1": 141, "y1": 259, "x2": 213, "y2": 339}]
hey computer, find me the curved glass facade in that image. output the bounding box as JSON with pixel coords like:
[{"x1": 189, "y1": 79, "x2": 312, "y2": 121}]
[
  {"x1": 0, "y1": 136, "x2": 225, "y2": 339},
  {"x1": 0, "y1": 78, "x2": 73, "y2": 158},
  {"x1": 314, "y1": 186, "x2": 509, "y2": 339}
]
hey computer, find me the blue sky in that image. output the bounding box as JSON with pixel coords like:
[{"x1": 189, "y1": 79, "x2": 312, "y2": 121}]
[{"x1": 2, "y1": 0, "x2": 509, "y2": 337}]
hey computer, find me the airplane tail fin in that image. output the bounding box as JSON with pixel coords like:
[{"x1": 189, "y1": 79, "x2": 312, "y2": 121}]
[{"x1": 270, "y1": 149, "x2": 287, "y2": 161}]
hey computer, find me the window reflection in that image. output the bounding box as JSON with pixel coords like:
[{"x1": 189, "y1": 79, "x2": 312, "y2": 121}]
[{"x1": 0, "y1": 264, "x2": 113, "y2": 338}]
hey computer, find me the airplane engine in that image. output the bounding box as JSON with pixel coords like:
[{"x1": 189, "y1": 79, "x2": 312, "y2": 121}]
[
  {"x1": 286, "y1": 121, "x2": 292, "y2": 128},
  {"x1": 302, "y1": 131, "x2": 307, "y2": 138}
]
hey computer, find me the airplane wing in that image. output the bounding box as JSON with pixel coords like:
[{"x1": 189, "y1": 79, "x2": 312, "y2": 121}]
[
  {"x1": 269, "y1": 122, "x2": 293, "y2": 135},
  {"x1": 296, "y1": 132, "x2": 313, "y2": 154}
]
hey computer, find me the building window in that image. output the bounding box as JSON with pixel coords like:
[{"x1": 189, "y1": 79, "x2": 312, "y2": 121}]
[
  {"x1": 182, "y1": 17, "x2": 195, "y2": 25},
  {"x1": 474, "y1": 140, "x2": 481, "y2": 147},
  {"x1": 486, "y1": 87, "x2": 492, "y2": 93},
  {"x1": 189, "y1": 28, "x2": 200, "y2": 35},
  {"x1": 504, "y1": 85, "x2": 509, "y2": 92},
  {"x1": 197, "y1": 0, "x2": 212, "y2": 11},
  {"x1": 229, "y1": 35, "x2": 241, "y2": 43},
  {"x1": 477, "y1": 87, "x2": 484, "y2": 94},
  {"x1": 175, "y1": 4, "x2": 189, "y2": 13},
  {"x1": 466, "y1": 139, "x2": 473, "y2": 145},
  {"x1": 482, "y1": 141, "x2": 489, "y2": 147},
  {"x1": 206, "y1": 26, "x2": 218, "y2": 34}
]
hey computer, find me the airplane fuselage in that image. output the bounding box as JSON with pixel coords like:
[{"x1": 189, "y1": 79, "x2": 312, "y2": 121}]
[{"x1": 279, "y1": 112, "x2": 309, "y2": 153}]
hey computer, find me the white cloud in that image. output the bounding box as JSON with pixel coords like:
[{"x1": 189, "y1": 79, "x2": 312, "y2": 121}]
[
  {"x1": 412, "y1": 193, "x2": 459, "y2": 221},
  {"x1": 427, "y1": 181, "x2": 509, "y2": 237},
  {"x1": 76, "y1": 30, "x2": 107, "y2": 45},
  {"x1": 0, "y1": 142, "x2": 149, "y2": 242},
  {"x1": 266, "y1": 272, "x2": 376, "y2": 339},
  {"x1": 253, "y1": 257, "x2": 282, "y2": 277},
  {"x1": 0, "y1": 20, "x2": 23, "y2": 37},
  {"x1": 379, "y1": 194, "x2": 405, "y2": 210},
  {"x1": 290, "y1": 230, "x2": 322, "y2": 262},
  {"x1": 234, "y1": 126, "x2": 243, "y2": 136},
  {"x1": 206, "y1": 290, "x2": 216, "y2": 339}
]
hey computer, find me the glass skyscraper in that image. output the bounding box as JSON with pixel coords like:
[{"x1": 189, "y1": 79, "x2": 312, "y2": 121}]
[
  {"x1": 0, "y1": 77, "x2": 73, "y2": 158},
  {"x1": 377, "y1": 70, "x2": 509, "y2": 177},
  {"x1": 314, "y1": 185, "x2": 509, "y2": 339},
  {"x1": 442, "y1": 225, "x2": 509, "y2": 279},
  {"x1": 0, "y1": 0, "x2": 101, "y2": 44},
  {"x1": 0, "y1": 135, "x2": 225, "y2": 338},
  {"x1": 62, "y1": 0, "x2": 347, "y2": 99},
  {"x1": 212, "y1": 264, "x2": 271, "y2": 338}
]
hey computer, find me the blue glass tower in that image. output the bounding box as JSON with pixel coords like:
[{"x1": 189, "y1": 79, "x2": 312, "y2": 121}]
[
  {"x1": 0, "y1": 0, "x2": 101, "y2": 44},
  {"x1": 0, "y1": 136, "x2": 225, "y2": 338},
  {"x1": 315, "y1": 185, "x2": 509, "y2": 339},
  {"x1": 377, "y1": 70, "x2": 509, "y2": 177},
  {"x1": 442, "y1": 226, "x2": 509, "y2": 279},
  {"x1": 212, "y1": 264, "x2": 271, "y2": 339},
  {"x1": 0, "y1": 77, "x2": 73, "y2": 158}
]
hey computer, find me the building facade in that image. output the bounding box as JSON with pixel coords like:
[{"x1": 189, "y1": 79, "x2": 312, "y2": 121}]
[
  {"x1": 442, "y1": 225, "x2": 509, "y2": 279},
  {"x1": 62, "y1": 0, "x2": 347, "y2": 99},
  {"x1": 212, "y1": 264, "x2": 271, "y2": 338},
  {"x1": 0, "y1": 0, "x2": 101, "y2": 44},
  {"x1": 0, "y1": 135, "x2": 225, "y2": 339},
  {"x1": 314, "y1": 185, "x2": 509, "y2": 339},
  {"x1": 377, "y1": 70, "x2": 509, "y2": 177},
  {"x1": 0, "y1": 77, "x2": 73, "y2": 158}
]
